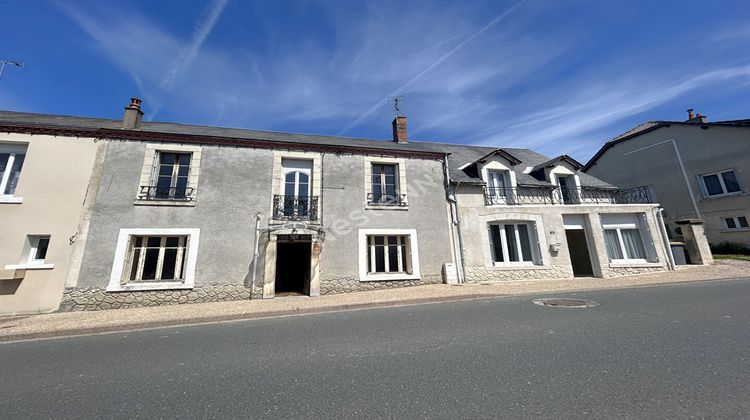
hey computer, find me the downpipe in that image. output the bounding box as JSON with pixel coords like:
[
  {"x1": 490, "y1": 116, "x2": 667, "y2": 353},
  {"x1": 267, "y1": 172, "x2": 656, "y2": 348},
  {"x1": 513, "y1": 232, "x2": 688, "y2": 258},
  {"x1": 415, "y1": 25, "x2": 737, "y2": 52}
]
[
  {"x1": 443, "y1": 154, "x2": 466, "y2": 283},
  {"x1": 251, "y1": 212, "x2": 262, "y2": 298}
]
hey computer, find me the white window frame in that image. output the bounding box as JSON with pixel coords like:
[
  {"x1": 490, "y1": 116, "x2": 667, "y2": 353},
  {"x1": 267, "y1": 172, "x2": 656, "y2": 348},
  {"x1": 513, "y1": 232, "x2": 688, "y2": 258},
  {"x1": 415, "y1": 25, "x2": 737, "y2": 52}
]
[
  {"x1": 601, "y1": 214, "x2": 651, "y2": 264},
  {"x1": 699, "y1": 169, "x2": 742, "y2": 198},
  {"x1": 363, "y1": 156, "x2": 408, "y2": 209},
  {"x1": 3, "y1": 234, "x2": 54, "y2": 270},
  {"x1": 486, "y1": 170, "x2": 511, "y2": 205},
  {"x1": 488, "y1": 222, "x2": 541, "y2": 267},
  {"x1": 107, "y1": 228, "x2": 200, "y2": 292},
  {"x1": 0, "y1": 143, "x2": 28, "y2": 204},
  {"x1": 358, "y1": 229, "x2": 420, "y2": 281},
  {"x1": 723, "y1": 215, "x2": 749, "y2": 231}
]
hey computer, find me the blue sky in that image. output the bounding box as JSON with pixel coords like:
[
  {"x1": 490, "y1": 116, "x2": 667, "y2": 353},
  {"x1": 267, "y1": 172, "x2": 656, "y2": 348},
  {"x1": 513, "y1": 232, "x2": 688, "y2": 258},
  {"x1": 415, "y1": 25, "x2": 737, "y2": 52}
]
[{"x1": 2, "y1": 0, "x2": 749, "y2": 161}]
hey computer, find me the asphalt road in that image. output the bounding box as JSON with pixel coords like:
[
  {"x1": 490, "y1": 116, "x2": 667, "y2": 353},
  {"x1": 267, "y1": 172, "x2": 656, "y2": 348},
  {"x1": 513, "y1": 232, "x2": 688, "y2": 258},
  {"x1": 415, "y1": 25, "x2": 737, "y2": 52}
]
[{"x1": 1, "y1": 279, "x2": 749, "y2": 419}]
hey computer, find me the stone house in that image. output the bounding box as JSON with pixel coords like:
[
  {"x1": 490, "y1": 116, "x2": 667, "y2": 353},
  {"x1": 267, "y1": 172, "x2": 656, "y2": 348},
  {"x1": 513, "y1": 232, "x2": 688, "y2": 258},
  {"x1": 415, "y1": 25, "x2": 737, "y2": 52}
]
[
  {"x1": 0, "y1": 98, "x2": 675, "y2": 314},
  {"x1": 584, "y1": 110, "x2": 750, "y2": 251}
]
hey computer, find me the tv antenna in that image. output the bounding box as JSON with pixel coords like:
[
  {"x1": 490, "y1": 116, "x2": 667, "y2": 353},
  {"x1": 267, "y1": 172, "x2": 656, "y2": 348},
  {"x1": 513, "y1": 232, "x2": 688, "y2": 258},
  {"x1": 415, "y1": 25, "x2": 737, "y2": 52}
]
[
  {"x1": 0, "y1": 60, "x2": 25, "y2": 80},
  {"x1": 389, "y1": 96, "x2": 404, "y2": 116}
]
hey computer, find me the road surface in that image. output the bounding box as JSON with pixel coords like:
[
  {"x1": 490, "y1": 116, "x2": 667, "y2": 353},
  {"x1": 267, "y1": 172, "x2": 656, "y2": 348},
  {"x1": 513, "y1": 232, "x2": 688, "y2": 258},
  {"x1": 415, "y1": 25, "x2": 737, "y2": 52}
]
[{"x1": 1, "y1": 278, "x2": 748, "y2": 418}]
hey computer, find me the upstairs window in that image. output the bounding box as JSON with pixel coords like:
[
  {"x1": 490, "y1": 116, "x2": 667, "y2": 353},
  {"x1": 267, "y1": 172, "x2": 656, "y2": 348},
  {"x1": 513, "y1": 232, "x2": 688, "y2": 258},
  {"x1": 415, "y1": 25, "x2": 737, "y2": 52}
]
[
  {"x1": 0, "y1": 143, "x2": 27, "y2": 196},
  {"x1": 724, "y1": 216, "x2": 749, "y2": 231},
  {"x1": 370, "y1": 163, "x2": 402, "y2": 205},
  {"x1": 700, "y1": 170, "x2": 741, "y2": 197},
  {"x1": 486, "y1": 170, "x2": 511, "y2": 205},
  {"x1": 488, "y1": 222, "x2": 540, "y2": 265},
  {"x1": 154, "y1": 152, "x2": 191, "y2": 199}
]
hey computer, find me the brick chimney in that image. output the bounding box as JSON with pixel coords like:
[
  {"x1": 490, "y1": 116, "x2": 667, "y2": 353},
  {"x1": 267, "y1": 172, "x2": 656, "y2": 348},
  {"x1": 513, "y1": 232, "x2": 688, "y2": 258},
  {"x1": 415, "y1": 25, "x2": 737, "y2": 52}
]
[
  {"x1": 392, "y1": 115, "x2": 407, "y2": 143},
  {"x1": 686, "y1": 108, "x2": 707, "y2": 123},
  {"x1": 123, "y1": 97, "x2": 144, "y2": 129}
]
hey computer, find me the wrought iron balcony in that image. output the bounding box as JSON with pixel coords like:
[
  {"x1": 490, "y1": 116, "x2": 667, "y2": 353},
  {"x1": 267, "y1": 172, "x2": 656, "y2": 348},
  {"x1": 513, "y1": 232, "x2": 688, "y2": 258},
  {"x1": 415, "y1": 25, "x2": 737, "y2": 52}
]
[
  {"x1": 138, "y1": 185, "x2": 194, "y2": 201},
  {"x1": 484, "y1": 186, "x2": 654, "y2": 206},
  {"x1": 367, "y1": 193, "x2": 407, "y2": 207},
  {"x1": 273, "y1": 195, "x2": 319, "y2": 221}
]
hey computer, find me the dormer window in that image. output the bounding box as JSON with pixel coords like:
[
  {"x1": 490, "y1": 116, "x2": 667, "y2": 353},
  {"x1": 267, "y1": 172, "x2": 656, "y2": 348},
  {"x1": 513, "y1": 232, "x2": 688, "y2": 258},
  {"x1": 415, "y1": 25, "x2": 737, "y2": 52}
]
[{"x1": 486, "y1": 170, "x2": 511, "y2": 205}]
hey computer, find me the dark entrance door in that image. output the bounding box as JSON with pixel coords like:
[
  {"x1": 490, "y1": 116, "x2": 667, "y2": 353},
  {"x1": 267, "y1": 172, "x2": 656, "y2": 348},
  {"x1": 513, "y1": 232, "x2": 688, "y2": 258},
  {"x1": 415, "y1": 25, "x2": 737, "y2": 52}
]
[
  {"x1": 565, "y1": 230, "x2": 594, "y2": 277},
  {"x1": 275, "y1": 241, "x2": 311, "y2": 294}
]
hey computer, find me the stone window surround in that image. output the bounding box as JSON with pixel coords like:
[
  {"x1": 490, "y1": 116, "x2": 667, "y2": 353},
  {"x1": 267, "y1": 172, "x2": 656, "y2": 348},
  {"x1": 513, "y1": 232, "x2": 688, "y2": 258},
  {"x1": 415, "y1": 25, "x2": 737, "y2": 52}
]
[
  {"x1": 481, "y1": 213, "x2": 548, "y2": 269},
  {"x1": 364, "y1": 156, "x2": 408, "y2": 210},
  {"x1": 547, "y1": 163, "x2": 581, "y2": 189},
  {"x1": 0, "y1": 141, "x2": 28, "y2": 204},
  {"x1": 135, "y1": 144, "x2": 203, "y2": 207},
  {"x1": 107, "y1": 228, "x2": 200, "y2": 292},
  {"x1": 479, "y1": 158, "x2": 518, "y2": 189},
  {"x1": 358, "y1": 228, "x2": 420, "y2": 281},
  {"x1": 271, "y1": 151, "x2": 322, "y2": 222}
]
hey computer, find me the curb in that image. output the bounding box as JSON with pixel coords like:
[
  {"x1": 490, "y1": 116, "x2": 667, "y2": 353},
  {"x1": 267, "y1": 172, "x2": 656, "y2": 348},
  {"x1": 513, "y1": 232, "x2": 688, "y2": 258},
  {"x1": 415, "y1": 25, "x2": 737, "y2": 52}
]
[{"x1": 1, "y1": 276, "x2": 747, "y2": 343}]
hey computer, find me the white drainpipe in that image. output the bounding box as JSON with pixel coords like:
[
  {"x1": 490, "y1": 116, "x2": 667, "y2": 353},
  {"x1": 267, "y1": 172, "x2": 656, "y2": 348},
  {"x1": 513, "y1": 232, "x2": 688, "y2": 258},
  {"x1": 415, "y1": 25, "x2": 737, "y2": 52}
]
[{"x1": 251, "y1": 212, "x2": 262, "y2": 298}]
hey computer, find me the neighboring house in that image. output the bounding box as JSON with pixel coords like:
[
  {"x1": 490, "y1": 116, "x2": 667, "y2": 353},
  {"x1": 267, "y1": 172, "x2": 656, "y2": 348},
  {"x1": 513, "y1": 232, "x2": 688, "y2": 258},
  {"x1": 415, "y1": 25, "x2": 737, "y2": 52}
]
[
  {"x1": 584, "y1": 110, "x2": 750, "y2": 249},
  {"x1": 0, "y1": 98, "x2": 672, "y2": 313},
  {"x1": 0, "y1": 122, "x2": 104, "y2": 314},
  {"x1": 444, "y1": 147, "x2": 671, "y2": 281}
]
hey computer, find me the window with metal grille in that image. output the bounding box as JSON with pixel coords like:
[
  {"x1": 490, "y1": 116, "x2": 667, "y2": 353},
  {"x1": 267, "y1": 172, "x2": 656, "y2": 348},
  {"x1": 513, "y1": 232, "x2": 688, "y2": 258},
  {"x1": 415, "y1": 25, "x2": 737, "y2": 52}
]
[{"x1": 153, "y1": 152, "x2": 191, "y2": 199}]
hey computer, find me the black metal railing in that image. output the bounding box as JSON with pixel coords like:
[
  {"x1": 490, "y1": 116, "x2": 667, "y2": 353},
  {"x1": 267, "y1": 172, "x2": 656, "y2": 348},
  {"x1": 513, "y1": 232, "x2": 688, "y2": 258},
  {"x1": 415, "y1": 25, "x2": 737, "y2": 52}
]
[
  {"x1": 367, "y1": 193, "x2": 407, "y2": 207},
  {"x1": 273, "y1": 195, "x2": 318, "y2": 221},
  {"x1": 138, "y1": 185, "x2": 194, "y2": 201},
  {"x1": 484, "y1": 186, "x2": 654, "y2": 206}
]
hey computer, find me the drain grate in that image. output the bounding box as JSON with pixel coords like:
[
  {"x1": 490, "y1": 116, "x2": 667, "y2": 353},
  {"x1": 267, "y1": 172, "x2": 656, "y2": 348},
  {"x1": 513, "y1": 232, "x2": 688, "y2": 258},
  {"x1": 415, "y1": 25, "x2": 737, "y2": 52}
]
[{"x1": 532, "y1": 298, "x2": 599, "y2": 308}]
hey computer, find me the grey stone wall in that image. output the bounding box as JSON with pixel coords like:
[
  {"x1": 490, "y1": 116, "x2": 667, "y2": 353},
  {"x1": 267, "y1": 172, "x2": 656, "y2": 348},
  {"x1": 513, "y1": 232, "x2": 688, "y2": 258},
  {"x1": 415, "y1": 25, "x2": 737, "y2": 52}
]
[
  {"x1": 319, "y1": 274, "x2": 442, "y2": 295},
  {"x1": 601, "y1": 266, "x2": 665, "y2": 278},
  {"x1": 59, "y1": 284, "x2": 263, "y2": 311},
  {"x1": 465, "y1": 265, "x2": 572, "y2": 282}
]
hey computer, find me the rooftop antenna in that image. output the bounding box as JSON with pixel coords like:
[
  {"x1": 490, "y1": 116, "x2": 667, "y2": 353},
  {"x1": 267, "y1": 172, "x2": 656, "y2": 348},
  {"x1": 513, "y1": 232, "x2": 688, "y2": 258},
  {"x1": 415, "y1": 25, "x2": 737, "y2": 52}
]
[
  {"x1": 389, "y1": 96, "x2": 405, "y2": 116},
  {"x1": 0, "y1": 60, "x2": 25, "y2": 80}
]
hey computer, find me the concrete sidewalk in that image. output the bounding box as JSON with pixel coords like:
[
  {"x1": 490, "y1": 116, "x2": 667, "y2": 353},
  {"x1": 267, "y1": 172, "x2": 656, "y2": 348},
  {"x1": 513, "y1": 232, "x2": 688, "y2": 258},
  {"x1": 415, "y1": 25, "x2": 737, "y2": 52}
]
[{"x1": 1, "y1": 261, "x2": 748, "y2": 342}]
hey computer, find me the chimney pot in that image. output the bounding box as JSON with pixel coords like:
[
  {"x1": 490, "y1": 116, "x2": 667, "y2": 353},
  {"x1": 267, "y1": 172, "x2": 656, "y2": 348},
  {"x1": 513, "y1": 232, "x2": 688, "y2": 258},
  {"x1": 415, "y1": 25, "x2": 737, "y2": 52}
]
[
  {"x1": 392, "y1": 115, "x2": 407, "y2": 143},
  {"x1": 687, "y1": 108, "x2": 695, "y2": 120},
  {"x1": 123, "y1": 97, "x2": 144, "y2": 129}
]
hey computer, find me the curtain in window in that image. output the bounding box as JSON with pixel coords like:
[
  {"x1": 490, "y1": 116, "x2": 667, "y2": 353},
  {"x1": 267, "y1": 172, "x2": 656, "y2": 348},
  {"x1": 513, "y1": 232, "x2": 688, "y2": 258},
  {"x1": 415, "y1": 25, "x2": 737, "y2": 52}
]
[
  {"x1": 604, "y1": 230, "x2": 623, "y2": 259},
  {"x1": 517, "y1": 224, "x2": 533, "y2": 262},
  {"x1": 621, "y1": 229, "x2": 646, "y2": 259},
  {"x1": 489, "y1": 225, "x2": 504, "y2": 262},
  {"x1": 504, "y1": 224, "x2": 519, "y2": 261}
]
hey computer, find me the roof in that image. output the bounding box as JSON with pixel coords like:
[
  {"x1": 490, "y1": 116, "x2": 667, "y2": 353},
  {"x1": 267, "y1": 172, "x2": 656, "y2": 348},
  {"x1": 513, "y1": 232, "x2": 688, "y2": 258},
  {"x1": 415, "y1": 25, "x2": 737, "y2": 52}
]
[
  {"x1": 0, "y1": 109, "x2": 616, "y2": 189},
  {"x1": 531, "y1": 155, "x2": 583, "y2": 172},
  {"x1": 583, "y1": 118, "x2": 750, "y2": 171}
]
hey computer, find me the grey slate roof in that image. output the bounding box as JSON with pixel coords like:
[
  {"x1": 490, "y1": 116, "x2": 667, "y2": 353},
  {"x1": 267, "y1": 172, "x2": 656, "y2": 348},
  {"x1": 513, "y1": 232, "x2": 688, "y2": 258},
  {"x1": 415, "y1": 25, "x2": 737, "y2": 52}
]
[{"x1": 0, "y1": 110, "x2": 616, "y2": 189}]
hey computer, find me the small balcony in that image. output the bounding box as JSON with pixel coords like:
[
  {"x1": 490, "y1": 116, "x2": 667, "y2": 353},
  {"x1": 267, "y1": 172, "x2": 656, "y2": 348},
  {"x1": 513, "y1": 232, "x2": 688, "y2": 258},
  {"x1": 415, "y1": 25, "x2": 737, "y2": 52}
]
[
  {"x1": 138, "y1": 185, "x2": 194, "y2": 201},
  {"x1": 484, "y1": 186, "x2": 654, "y2": 206},
  {"x1": 273, "y1": 195, "x2": 319, "y2": 221},
  {"x1": 367, "y1": 193, "x2": 407, "y2": 207}
]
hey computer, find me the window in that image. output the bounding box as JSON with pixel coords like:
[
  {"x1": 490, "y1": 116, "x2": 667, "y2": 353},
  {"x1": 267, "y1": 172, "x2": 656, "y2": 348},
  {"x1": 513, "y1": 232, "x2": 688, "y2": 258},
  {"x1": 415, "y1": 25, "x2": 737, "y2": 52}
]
[
  {"x1": 724, "y1": 216, "x2": 749, "y2": 231},
  {"x1": 367, "y1": 235, "x2": 411, "y2": 274},
  {"x1": 125, "y1": 236, "x2": 188, "y2": 283},
  {"x1": 486, "y1": 170, "x2": 511, "y2": 204},
  {"x1": 28, "y1": 236, "x2": 50, "y2": 264},
  {"x1": 370, "y1": 163, "x2": 402, "y2": 205},
  {"x1": 488, "y1": 222, "x2": 539, "y2": 265},
  {"x1": 358, "y1": 229, "x2": 420, "y2": 281},
  {"x1": 108, "y1": 228, "x2": 199, "y2": 291},
  {"x1": 556, "y1": 175, "x2": 580, "y2": 204},
  {"x1": 151, "y1": 152, "x2": 191, "y2": 199},
  {"x1": 700, "y1": 170, "x2": 742, "y2": 197},
  {"x1": 601, "y1": 214, "x2": 650, "y2": 263},
  {"x1": 0, "y1": 143, "x2": 27, "y2": 197},
  {"x1": 3, "y1": 234, "x2": 53, "y2": 270}
]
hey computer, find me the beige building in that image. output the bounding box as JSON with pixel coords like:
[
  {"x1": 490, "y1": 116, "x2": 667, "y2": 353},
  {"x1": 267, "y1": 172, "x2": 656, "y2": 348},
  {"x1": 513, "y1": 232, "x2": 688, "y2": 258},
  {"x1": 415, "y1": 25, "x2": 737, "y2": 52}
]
[
  {"x1": 0, "y1": 128, "x2": 103, "y2": 315},
  {"x1": 584, "y1": 112, "x2": 750, "y2": 250}
]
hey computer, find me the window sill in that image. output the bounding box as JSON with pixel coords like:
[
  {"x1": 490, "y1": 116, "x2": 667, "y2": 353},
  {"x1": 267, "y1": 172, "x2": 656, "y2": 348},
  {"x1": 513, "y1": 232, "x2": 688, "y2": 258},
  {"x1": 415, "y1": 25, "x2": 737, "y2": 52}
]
[
  {"x1": 365, "y1": 205, "x2": 409, "y2": 211},
  {"x1": 4, "y1": 263, "x2": 54, "y2": 270},
  {"x1": 721, "y1": 228, "x2": 750, "y2": 233},
  {"x1": 0, "y1": 196, "x2": 23, "y2": 204},
  {"x1": 700, "y1": 192, "x2": 746, "y2": 201},
  {"x1": 133, "y1": 199, "x2": 196, "y2": 207},
  {"x1": 106, "y1": 282, "x2": 194, "y2": 292},
  {"x1": 608, "y1": 262, "x2": 662, "y2": 268},
  {"x1": 486, "y1": 264, "x2": 549, "y2": 270},
  {"x1": 360, "y1": 273, "x2": 420, "y2": 282}
]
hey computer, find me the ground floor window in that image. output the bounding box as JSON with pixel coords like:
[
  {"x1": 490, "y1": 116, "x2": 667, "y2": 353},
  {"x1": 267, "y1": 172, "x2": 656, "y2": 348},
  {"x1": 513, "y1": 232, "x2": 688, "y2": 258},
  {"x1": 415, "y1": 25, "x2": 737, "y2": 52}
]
[
  {"x1": 107, "y1": 228, "x2": 200, "y2": 292},
  {"x1": 358, "y1": 229, "x2": 420, "y2": 281},
  {"x1": 723, "y1": 216, "x2": 749, "y2": 231},
  {"x1": 488, "y1": 222, "x2": 539, "y2": 265},
  {"x1": 601, "y1": 214, "x2": 650, "y2": 263},
  {"x1": 367, "y1": 235, "x2": 411, "y2": 274},
  {"x1": 127, "y1": 236, "x2": 188, "y2": 282}
]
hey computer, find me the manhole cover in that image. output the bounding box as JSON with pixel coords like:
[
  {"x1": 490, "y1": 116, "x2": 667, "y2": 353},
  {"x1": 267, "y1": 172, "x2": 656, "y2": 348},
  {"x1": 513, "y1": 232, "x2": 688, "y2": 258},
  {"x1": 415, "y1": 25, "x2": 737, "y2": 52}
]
[{"x1": 532, "y1": 298, "x2": 599, "y2": 308}]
